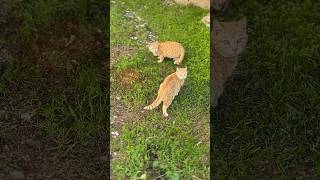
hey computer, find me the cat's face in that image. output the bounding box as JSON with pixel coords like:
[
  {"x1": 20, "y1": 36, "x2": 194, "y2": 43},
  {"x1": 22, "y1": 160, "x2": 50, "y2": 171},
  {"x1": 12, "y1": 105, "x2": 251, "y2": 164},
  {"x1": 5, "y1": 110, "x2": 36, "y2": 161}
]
[
  {"x1": 213, "y1": 17, "x2": 248, "y2": 58},
  {"x1": 147, "y1": 42, "x2": 159, "y2": 56},
  {"x1": 176, "y1": 67, "x2": 187, "y2": 79}
]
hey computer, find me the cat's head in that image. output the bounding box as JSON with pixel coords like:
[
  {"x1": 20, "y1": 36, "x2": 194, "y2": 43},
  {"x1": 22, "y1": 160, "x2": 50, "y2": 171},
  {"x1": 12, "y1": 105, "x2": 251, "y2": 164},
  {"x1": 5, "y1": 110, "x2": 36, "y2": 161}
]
[
  {"x1": 147, "y1": 42, "x2": 159, "y2": 56},
  {"x1": 176, "y1": 67, "x2": 187, "y2": 79},
  {"x1": 212, "y1": 17, "x2": 248, "y2": 58}
]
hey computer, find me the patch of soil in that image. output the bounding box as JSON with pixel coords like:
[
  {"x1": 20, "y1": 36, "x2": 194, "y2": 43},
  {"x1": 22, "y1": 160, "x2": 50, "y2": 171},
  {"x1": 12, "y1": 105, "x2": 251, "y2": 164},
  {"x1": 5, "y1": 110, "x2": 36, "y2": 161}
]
[
  {"x1": 117, "y1": 68, "x2": 141, "y2": 89},
  {"x1": 110, "y1": 44, "x2": 133, "y2": 67},
  {"x1": 28, "y1": 20, "x2": 103, "y2": 84},
  {"x1": 110, "y1": 95, "x2": 142, "y2": 128}
]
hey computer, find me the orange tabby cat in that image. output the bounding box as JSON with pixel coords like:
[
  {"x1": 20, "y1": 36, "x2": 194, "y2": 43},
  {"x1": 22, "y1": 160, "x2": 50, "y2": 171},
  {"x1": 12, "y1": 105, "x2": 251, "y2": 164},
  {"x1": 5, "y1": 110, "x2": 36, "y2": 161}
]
[
  {"x1": 144, "y1": 67, "x2": 187, "y2": 117},
  {"x1": 147, "y1": 41, "x2": 185, "y2": 65}
]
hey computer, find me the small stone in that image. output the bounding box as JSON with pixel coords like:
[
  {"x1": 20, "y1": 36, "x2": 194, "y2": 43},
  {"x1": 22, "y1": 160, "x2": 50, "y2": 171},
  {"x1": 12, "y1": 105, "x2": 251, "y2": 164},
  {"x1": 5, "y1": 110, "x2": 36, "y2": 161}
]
[
  {"x1": 20, "y1": 112, "x2": 32, "y2": 121},
  {"x1": 113, "y1": 115, "x2": 118, "y2": 119},
  {"x1": 100, "y1": 155, "x2": 108, "y2": 161},
  {"x1": 65, "y1": 35, "x2": 76, "y2": 47},
  {"x1": 0, "y1": 110, "x2": 5, "y2": 115},
  {"x1": 25, "y1": 137, "x2": 41, "y2": 146},
  {"x1": 116, "y1": 97, "x2": 121, "y2": 100},
  {"x1": 140, "y1": 173, "x2": 147, "y2": 180},
  {"x1": 111, "y1": 131, "x2": 119, "y2": 137},
  {"x1": 10, "y1": 170, "x2": 25, "y2": 179}
]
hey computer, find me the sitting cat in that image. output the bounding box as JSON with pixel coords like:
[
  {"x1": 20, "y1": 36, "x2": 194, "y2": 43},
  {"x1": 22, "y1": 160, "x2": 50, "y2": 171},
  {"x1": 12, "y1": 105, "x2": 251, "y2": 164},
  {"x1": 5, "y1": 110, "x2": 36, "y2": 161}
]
[
  {"x1": 144, "y1": 67, "x2": 187, "y2": 117},
  {"x1": 147, "y1": 41, "x2": 185, "y2": 65},
  {"x1": 212, "y1": 17, "x2": 248, "y2": 108}
]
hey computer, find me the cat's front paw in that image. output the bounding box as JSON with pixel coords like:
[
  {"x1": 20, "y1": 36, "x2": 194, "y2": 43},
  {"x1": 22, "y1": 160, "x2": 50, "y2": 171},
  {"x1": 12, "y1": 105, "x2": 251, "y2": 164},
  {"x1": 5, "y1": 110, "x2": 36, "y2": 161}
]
[
  {"x1": 174, "y1": 61, "x2": 181, "y2": 65},
  {"x1": 163, "y1": 112, "x2": 169, "y2": 117},
  {"x1": 157, "y1": 60, "x2": 162, "y2": 63},
  {"x1": 144, "y1": 106, "x2": 152, "y2": 110},
  {"x1": 212, "y1": 98, "x2": 218, "y2": 108}
]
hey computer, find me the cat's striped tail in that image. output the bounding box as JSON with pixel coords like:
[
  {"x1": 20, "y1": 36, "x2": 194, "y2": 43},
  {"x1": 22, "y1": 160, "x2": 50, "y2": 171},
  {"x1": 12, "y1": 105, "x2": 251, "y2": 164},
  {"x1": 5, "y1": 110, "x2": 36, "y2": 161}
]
[{"x1": 144, "y1": 94, "x2": 162, "y2": 110}]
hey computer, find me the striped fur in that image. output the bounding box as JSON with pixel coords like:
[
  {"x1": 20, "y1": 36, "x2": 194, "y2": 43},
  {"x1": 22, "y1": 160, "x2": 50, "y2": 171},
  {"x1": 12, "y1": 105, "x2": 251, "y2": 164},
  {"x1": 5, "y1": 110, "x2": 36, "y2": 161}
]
[{"x1": 144, "y1": 67, "x2": 187, "y2": 117}]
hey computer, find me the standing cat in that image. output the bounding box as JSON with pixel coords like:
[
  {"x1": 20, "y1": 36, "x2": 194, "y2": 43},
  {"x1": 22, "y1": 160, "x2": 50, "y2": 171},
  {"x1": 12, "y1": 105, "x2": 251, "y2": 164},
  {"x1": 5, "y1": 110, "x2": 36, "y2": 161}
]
[
  {"x1": 212, "y1": 17, "x2": 248, "y2": 107},
  {"x1": 144, "y1": 67, "x2": 187, "y2": 117},
  {"x1": 147, "y1": 41, "x2": 185, "y2": 65}
]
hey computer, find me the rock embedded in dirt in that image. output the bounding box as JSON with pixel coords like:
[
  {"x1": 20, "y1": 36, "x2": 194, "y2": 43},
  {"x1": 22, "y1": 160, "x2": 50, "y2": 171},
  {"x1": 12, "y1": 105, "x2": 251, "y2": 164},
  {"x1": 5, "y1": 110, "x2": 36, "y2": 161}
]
[
  {"x1": 100, "y1": 155, "x2": 108, "y2": 162},
  {"x1": 25, "y1": 137, "x2": 41, "y2": 146},
  {"x1": 10, "y1": 170, "x2": 25, "y2": 179},
  {"x1": 20, "y1": 112, "x2": 32, "y2": 121}
]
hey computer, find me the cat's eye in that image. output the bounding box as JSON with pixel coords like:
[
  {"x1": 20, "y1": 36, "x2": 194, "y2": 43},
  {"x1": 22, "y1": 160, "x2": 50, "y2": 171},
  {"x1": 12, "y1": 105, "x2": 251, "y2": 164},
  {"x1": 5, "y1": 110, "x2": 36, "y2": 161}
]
[{"x1": 223, "y1": 40, "x2": 230, "y2": 45}]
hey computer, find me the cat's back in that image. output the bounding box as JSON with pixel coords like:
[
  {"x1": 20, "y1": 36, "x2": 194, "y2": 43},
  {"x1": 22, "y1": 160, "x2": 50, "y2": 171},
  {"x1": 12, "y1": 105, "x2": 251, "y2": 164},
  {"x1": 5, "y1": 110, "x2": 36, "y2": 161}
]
[
  {"x1": 160, "y1": 73, "x2": 182, "y2": 94},
  {"x1": 159, "y1": 41, "x2": 184, "y2": 56}
]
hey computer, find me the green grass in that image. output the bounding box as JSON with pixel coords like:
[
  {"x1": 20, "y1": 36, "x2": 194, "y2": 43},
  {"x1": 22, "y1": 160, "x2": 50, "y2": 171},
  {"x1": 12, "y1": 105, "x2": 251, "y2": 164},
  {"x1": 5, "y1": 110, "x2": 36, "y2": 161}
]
[
  {"x1": 110, "y1": 0, "x2": 210, "y2": 179},
  {"x1": 213, "y1": 0, "x2": 320, "y2": 178},
  {"x1": 16, "y1": 0, "x2": 107, "y2": 40}
]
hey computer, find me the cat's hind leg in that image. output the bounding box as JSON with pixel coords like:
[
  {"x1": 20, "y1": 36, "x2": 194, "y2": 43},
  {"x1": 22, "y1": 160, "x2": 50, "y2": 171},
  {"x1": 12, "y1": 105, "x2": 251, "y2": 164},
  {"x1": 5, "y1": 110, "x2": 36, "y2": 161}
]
[{"x1": 162, "y1": 97, "x2": 172, "y2": 117}]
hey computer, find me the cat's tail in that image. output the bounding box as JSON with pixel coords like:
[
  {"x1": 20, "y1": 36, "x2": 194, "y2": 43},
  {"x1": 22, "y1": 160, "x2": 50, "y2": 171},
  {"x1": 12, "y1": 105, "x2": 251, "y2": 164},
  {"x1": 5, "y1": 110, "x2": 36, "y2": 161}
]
[
  {"x1": 144, "y1": 94, "x2": 162, "y2": 110},
  {"x1": 177, "y1": 48, "x2": 185, "y2": 65}
]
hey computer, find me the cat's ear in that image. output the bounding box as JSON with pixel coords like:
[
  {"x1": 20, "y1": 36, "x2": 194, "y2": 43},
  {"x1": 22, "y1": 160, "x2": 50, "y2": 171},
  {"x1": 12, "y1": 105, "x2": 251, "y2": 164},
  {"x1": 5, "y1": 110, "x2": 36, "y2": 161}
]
[
  {"x1": 239, "y1": 16, "x2": 247, "y2": 30},
  {"x1": 213, "y1": 19, "x2": 223, "y2": 34}
]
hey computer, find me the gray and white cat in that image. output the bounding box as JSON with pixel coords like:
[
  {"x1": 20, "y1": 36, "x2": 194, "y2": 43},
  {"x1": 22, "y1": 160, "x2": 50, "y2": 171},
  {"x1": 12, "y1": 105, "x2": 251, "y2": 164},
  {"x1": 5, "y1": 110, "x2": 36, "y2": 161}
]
[{"x1": 211, "y1": 17, "x2": 248, "y2": 107}]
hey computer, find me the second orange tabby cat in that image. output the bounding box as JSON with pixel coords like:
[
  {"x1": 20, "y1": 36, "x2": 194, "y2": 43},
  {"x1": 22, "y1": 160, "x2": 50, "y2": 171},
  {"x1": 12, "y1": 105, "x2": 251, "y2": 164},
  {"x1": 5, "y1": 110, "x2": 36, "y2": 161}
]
[
  {"x1": 144, "y1": 67, "x2": 187, "y2": 117},
  {"x1": 147, "y1": 41, "x2": 185, "y2": 65}
]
